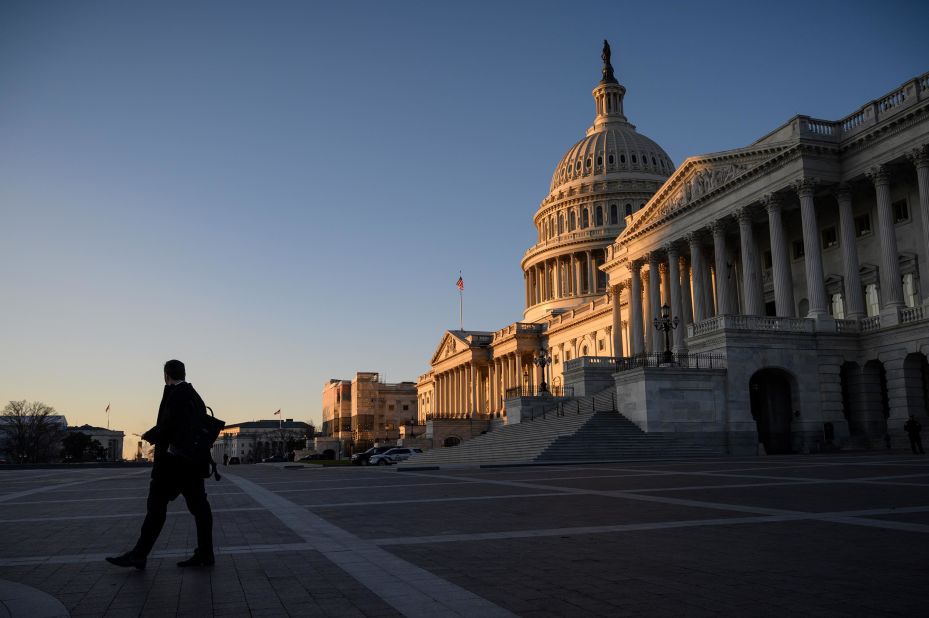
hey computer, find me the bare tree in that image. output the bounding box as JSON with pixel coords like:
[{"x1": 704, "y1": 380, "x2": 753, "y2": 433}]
[{"x1": 0, "y1": 400, "x2": 67, "y2": 463}]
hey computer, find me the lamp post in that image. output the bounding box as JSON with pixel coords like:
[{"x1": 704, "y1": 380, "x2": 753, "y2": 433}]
[
  {"x1": 535, "y1": 350, "x2": 551, "y2": 394},
  {"x1": 653, "y1": 303, "x2": 679, "y2": 365}
]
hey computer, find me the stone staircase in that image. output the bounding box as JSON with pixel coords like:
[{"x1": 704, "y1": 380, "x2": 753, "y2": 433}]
[{"x1": 399, "y1": 388, "x2": 722, "y2": 469}]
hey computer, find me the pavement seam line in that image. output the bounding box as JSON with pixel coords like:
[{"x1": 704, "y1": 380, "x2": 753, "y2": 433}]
[{"x1": 224, "y1": 471, "x2": 517, "y2": 618}]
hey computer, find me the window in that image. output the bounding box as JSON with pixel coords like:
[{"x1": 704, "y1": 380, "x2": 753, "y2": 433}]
[
  {"x1": 625, "y1": 203, "x2": 632, "y2": 216},
  {"x1": 632, "y1": 154, "x2": 637, "y2": 163},
  {"x1": 598, "y1": 339, "x2": 605, "y2": 351},
  {"x1": 865, "y1": 284, "x2": 880, "y2": 317},
  {"x1": 831, "y1": 293, "x2": 845, "y2": 319},
  {"x1": 581, "y1": 209, "x2": 589, "y2": 228},
  {"x1": 566, "y1": 351, "x2": 572, "y2": 361},
  {"x1": 554, "y1": 355, "x2": 559, "y2": 364},
  {"x1": 608, "y1": 154, "x2": 614, "y2": 164},
  {"x1": 792, "y1": 239, "x2": 805, "y2": 260},
  {"x1": 893, "y1": 199, "x2": 909, "y2": 223},
  {"x1": 597, "y1": 156, "x2": 602, "y2": 166},
  {"x1": 854, "y1": 213, "x2": 872, "y2": 237},
  {"x1": 596, "y1": 206, "x2": 603, "y2": 226},
  {"x1": 388, "y1": 404, "x2": 394, "y2": 411},
  {"x1": 652, "y1": 157, "x2": 657, "y2": 166},
  {"x1": 568, "y1": 211, "x2": 576, "y2": 231},
  {"x1": 610, "y1": 204, "x2": 618, "y2": 224},
  {"x1": 620, "y1": 154, "x2": 626, "y2": 163},
  {"x1": 586, "y1": 157, "x2": 592, "y2": 169},
  {"x1": 821, "y1": 226, "x2": 838, "y2": 249},
  {"x1": 904, "y1": 273, "x2": 920, "y2": 307},
  {"x1": 582, "y1": 345, "x2": 589, "y2": 355},
  {"x1": 558, "y1": 214, "x2": 564, "y2": 234},
  {"x1": 575, "y1": 161, "x2": 581, "y2": 171},
  {"x1": 402, "y1": 404, "x2": 409, "y2": 411}
]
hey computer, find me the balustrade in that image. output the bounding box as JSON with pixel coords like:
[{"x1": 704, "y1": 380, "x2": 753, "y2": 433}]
[
  {"x1": 900, "y1": 305, "x2": 927, "y2": 324},
  {"x1": 860, "y1": 316, "x2": 881, "y2": 332}
]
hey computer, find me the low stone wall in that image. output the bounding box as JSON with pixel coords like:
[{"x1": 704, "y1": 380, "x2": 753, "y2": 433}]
[
  {"x1": 505, "y1": 396, "x2": 573, "y2": 424},
  {"x1": 425, "y1": 418, "x2": 495, "y2": 448}
]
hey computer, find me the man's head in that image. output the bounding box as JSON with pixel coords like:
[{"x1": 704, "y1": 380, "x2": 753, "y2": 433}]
[{"x1": 164, "y1": 359, "x2": 186, "y2": 384}]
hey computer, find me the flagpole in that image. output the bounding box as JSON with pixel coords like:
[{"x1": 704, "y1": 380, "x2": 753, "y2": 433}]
[{"x1": 458, "y1": 270, "x2": 463, "y2": 331}]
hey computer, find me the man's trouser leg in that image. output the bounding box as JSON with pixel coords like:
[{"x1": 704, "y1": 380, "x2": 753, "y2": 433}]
[
  {"x1": 133, "y1": 478, "x2": 178, "y2": 558},
  {"x1": 181, "y1": 477, "x2": 213, "y2": 555}
]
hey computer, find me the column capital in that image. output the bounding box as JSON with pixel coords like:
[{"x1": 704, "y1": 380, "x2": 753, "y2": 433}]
[
  {"x1": 664, "y1": 242, "x2": 680, "y2": 258},
  {"x1": 685, "y1": 231, "x2": 704, "y2": 247},
  {"x1": 867, "y1": 165, "x2": 890, "y2": 187},
  {"x1": 906, "y1": 145, "x2": 929, "y2": 168},
  {"x1": 762, "y1": 193, "x2": 782, "y2": 213},
  {"x1": 605, "y1": 325, "x2": 612, "y2": 335},
  {"x1": 658, "y1": 262, "x2": 668, "y2": 275},
  {"x1": 709, "y1": 218, "x2": 729, "y2": 235},
  {"x1": 793, "y1": 177, "x2": 818, "y2": 197},
  {"x1": 734, "y1": 206, "x2": 754, "y2": 225},
  {"x1": 833, "y1": 183, "x2": 852, "y2": 203},
  {"x1": 645, "y1": 251, "x2": 660, "y2": 267},
  {"x1": 626, "y1": 259, "x2": 642, "y2": 274}
]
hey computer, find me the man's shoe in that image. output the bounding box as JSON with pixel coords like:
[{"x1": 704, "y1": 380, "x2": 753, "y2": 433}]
[
  {"x1": 177, "y1": 552, "x2": 215, "y2": 567},
  {"x1": 105, "y1": 552, "x2": 146, "y2": 570}
]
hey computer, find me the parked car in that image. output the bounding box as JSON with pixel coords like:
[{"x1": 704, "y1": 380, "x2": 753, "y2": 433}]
[
  {"x1": 369, "y1": 447, "x2": 423, "y2": 466},
  {"x1": 262, "y1": 455, "x2": 286, "y2": 463},
  {"x1": 351, "y1": 446, "x2": 394, "y2": 466}
]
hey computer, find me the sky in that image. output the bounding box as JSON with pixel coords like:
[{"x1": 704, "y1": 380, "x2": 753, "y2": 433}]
[{"x1": 1, "y1": 0, "x2": 927, "y2": 453}]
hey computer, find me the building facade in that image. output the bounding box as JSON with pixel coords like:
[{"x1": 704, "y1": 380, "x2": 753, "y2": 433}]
[
  {"x1": 418, "y1": 44, "x2": 929, "y2": 454},
  {"x1": 68, "y1": 425, "x2": 125, "y2": 462},
  {"x1": 320, "y1": 372, "x2": 418, "y2": 452},
  {"x1": 212, "y1": 419, "x2": 312, "y2": 463}
]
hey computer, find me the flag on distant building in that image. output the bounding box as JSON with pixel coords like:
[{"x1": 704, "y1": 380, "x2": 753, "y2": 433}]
[
  {"x1": 273, "y1": 409, "x2": 281, "y2": 416},
  {"x1": 105, "y1": 403, "x2": 110, "y2": 413},
  {"x1": 456, "y1": 275, "x2": 464, "y2": 291}
]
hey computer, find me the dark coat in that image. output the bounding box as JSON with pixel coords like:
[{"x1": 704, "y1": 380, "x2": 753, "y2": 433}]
[{"x1": 143, "y1": 382, "x2": 207, "y2": 480}]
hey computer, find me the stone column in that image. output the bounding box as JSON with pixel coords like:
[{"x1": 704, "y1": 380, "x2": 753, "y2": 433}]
[
  {"x1": 586, "y1": 250, "x2": 595, "y2": 294},
  {"x1": 572, "y1": 254, "x2": 581, "y2": 295},
  {"x1": 703, "y1": 260, "x2": 716, "y2": 318},
  {"x1": 736, "y1": 207, "x2": 763, "y2": 315},
  {"x1": 667, "y1": 244, "x2": 685, "y2": 352},
  {"x1": 628, "y1": 261, "x2": 645, "y2": 355},
  {"x1": 680, "y1": 256, "x2": 693, "y2": 326},
  {"x1": 611, "y1": 284, "x2": 624, "y2": 358},
  {"x1": 795, "y1": 178, "x2": 829, "y2": 318},
  {"x1": 764, "y1": 194, "x2": 795, "y2": 317},
  {"x1": 710, "y1": 220, "x2": 731, "y2": 315},
  {"x1": 470, "y1": 363, "x2": 478, "y2": 418},
  {"x1": 688, "y1": 234, "x2": 706, "y2": 322},
  {"x1": 643, "y1": 270, "x2": 653, "y2": 353},
  {"x1": 516, "y1": 353, "x2": 524, "y2": 392},
  {"x1": 487, "y1": 361, "x2": 495, "y2": 414},
  {"x1": 909, "y1": 146, "x2": 929, "y2": 299},
  {"x1": 554, "y1": 257, "x2": 562, "y2": 299},
  {"x1": 835, "y1": 185, "x2": 865, "y2": 319},
  {"x1": 647, "y1": 253, "x2": 661, "y2": 348},
  {"x1": 659, "y1": 263, "x2": 670, "y2": 307},
  {"x1": 869, "y1": 166, "x2": 904, "y2": 308}
]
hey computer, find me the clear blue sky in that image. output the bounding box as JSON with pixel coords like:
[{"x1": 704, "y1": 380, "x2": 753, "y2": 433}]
[{"x1": 2, "y1": 0, "x2": 927, "y2": 446}]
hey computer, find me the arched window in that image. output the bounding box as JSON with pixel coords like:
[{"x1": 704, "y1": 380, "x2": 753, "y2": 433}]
[
  {"x1": 608, "y1": 154, "x2": 614, "y2": 164},
  {"x1": 597, "y1": 156, "x2": 603, "y2": 166},
  {"x1": 610, "y1": 204, "x2": 618, "y2": 224},
  {"x1": 557, "y1": 214, "x2": 564, "y2": 234},
  {"x1": 596, "y1": 206, "x2": 603, "y2": 226},
  {"x1": 620, "y1": 154, "x2": 626, "y2": 164},
  {"x1": 625, "y1": 203, "x2": 632, "y2": 216},
  {"x1": 632, "y1": 154, "x2": 637, "y2": 163},
  {"x1": 581, "y1": 209, "x2": 589, "y2": 228},
  {"x1": 568, "y1": 211, "x2": 576, "y2": 231},
  {"x1": 549, "y1": 215, "x2": 555, "y2": 238}
]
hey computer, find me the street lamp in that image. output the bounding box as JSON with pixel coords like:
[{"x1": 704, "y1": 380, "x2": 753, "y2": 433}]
[
  {"x1": 534, "y1": 350, "x2": 551, "y2": 394},
  {"x1": 653, "y1": 303, "x2": 679, "y2": 365}
]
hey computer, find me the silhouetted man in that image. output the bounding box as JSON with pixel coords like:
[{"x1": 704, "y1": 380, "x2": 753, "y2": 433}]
[
  {"x1": 904, "y1": 415, "x2": 924, "y2": 455},
  {"x1": 106, "y1": 360, "x2": 214, "y2": 569}
]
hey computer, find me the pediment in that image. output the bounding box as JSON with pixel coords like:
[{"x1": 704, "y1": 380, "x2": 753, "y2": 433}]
[
  {"x1": 620, "y1": 143, "x2": 793, "y2": 240},
  {"x1": 429, "y1": 331, "x2": 470, "y2": 365}
]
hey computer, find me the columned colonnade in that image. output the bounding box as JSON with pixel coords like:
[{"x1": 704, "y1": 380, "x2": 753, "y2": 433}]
[
  {"x1": 431, "y1": 351, "x2": 538, "y2": 418},
  {"x1": 609, "y1": 156, "x2": 929, "y2": 355},
  {"x1": 526, "y1": 248, "x2": 608, "y2": 306}
]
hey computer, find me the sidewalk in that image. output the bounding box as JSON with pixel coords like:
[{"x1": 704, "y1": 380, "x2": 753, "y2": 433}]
[{"x1": 1, "y1": 453, "x2": 927, "y2": 616}]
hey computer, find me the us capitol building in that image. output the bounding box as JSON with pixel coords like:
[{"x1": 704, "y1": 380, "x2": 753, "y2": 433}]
[{"x1": 415, "y1": 42, "x2": 929, "y2": 454}]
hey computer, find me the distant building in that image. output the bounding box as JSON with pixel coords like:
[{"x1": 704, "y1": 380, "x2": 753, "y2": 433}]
[
  {"x1": 321, "y1": 379, "x2": 352, "y2": 441},
  {"x1": 68, "y1": 425, "x2": 125, "y2": 462},
  {"x1": 320, "y1": 372, "x2": 418, "y2": 451},
  {"x1": 212, "y1": 419, "x2": 312, "y2": 463}
]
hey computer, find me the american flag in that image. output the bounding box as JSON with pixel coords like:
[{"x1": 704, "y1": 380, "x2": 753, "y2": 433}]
[
  {"x1": 273, "y1": 409, "x2": 281, "y2": 416},
  {"x1": 456, "y1": 276, "x2": 464, "y2": 291},
  {"x1": 105, "y1": 403, "x2": 110, "y2": 413}
]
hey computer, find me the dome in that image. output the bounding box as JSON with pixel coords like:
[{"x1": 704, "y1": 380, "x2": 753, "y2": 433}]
[{"x1": 549, "y1": 125, "x2": 673, "y2": 193}]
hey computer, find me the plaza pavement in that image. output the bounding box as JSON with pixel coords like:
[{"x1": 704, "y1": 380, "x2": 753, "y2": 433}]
[{"x1": 0, "y1": 452, "x2": 927, "y2": 617}]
